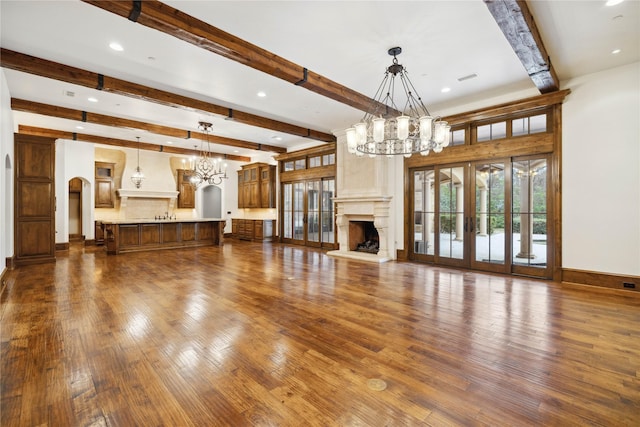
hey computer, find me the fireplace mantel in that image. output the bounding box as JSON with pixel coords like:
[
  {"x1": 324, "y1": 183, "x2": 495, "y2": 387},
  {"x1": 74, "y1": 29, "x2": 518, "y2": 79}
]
[{"x1": 327, "y1": 195, "x2": 393, "y2": 263}]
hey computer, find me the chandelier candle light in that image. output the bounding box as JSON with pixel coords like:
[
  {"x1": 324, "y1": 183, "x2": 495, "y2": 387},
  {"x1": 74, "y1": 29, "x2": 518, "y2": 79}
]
[
  {"x1": 189, "y1": 121, "x2": 228, "y2": 188},
  {"x1": 346, "y1": 47, "x2": 451, "y2": 158},
  {"x1": 130, "y1": 136, "x2": 145, "y2": 188}
]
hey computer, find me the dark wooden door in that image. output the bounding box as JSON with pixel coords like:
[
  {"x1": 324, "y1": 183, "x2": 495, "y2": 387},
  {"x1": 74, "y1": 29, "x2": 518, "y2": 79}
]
[{"x1": 15, "y1": 133, "x2": 56, "y2": 265}]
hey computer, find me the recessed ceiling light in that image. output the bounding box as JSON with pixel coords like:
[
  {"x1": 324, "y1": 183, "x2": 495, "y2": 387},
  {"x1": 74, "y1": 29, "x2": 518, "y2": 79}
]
[
  {"x1": 257, "y1": 91, "x2": 267, "y2": 97},
  {"x1": 76, "y1": 125, "x2": 84, "y2": 130},
  {"x1": 611, "y1": 48, "x2": 622, "y2": 54},
  {"x1": 605, "y1": 0, "x2": 624, "y2": 6},
  {"x1": 166, "y1": 141, "x2": 173, "y2": 145},
  {"x1": 109, "y1": 42, "x2": 124, "y2": 51},
  {"x1": 233, "y1": 150, "x2": 239, "y2": 153},
  {"x1": 441, "y1": 87, "x2": 451, "y2": 93},
  {"x1": 271, "y1": 136, "x2": 283, "y2": 141},
  {"x1": 88, "y1": 97, "x2": 98, "y2": 102}
]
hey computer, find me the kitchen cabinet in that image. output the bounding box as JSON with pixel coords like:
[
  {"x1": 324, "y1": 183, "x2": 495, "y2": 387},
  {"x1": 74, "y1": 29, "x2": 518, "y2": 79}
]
[
  {"x1": 176, "y1": 169, "x2": 196, "y2": 208},
  {"x1": 238, "y1": 163, "x2": 275, "y2": 208},
  {"x1": 15, "y1": 133, "x2": 56, "y2": 266},
  {"x1": 232, "y1": 219, "x2": 275, "y2": 242},
  {"x1": 95, "y1": 161, "x2": 115, "y2": 208}
]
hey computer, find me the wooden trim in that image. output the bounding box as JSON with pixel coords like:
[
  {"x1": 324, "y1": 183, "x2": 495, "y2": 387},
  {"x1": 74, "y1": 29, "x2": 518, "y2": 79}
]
[
  {"x1": 55, "y1": 243, "x2": 70, "y2": 251},
  {"x1": 274, "y1": 142, "x2": 336, "y2": 161},
  {"x1": 5, "y1": 256, "x2": 15, "y2": 271},
  {"x1": 551, "y1": 104, "x2": 563, "y2": 282},
  {"x1": 0, "y1": 48, "x2": 334, "y2": 143},
  {"x1": 562, "y1": 269, "x2": 640, "y2": 293},
  {"x1": 405, "y1": 133, "x2": 554, "y2": 168},
  {"x1": 17, "y1": 125, "x2": 252, "y2": 162},
  {"x1": 280, "y1": 167, "x2": 336, "y2": 183},
  {"x1": 443, "y1": 90, "x2": 570, "y2": 125},
  {"x1": 84, "y1": 239, "x2": 97, "y2": 247},
  {"x1": 81, "y1": 0, "x2": 385, "y2": 115},
  {"x1": 484, "y1": 0, "x2": 560, "y2": 93}
]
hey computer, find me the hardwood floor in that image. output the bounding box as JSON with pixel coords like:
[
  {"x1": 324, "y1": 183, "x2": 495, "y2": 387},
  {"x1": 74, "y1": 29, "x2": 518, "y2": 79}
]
[{"x1": 1, "y1": 241, "x2": 639, "y2": 426}]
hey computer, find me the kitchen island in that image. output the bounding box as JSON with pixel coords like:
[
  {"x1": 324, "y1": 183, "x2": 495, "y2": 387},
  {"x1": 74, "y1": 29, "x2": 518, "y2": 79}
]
[{"x1": 101, "y1": 218, "x2": 225, "y2": 255}]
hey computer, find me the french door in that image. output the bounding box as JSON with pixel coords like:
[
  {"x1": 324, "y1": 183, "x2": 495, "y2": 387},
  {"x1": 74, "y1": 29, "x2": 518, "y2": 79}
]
[
  {"x1": 281, "y1": 178, "x2": 336, "y2": 248},
  {"x1": 410, "y1": 155, "x2": 552, "y2": 278}
]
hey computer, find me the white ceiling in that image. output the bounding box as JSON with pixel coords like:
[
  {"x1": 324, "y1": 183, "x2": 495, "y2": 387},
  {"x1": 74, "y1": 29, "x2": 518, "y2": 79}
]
[{"x1": 1, "y1": 0, "x2": 638, "y2": 160}]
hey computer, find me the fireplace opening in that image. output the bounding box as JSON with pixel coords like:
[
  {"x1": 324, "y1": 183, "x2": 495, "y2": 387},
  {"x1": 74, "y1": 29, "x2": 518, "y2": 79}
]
[{"x1": 349, "y1": 221, "x2": 379, "y2": 254}]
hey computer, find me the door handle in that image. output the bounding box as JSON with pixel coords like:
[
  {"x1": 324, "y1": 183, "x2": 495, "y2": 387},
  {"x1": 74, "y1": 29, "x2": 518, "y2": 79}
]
[
  {"x1": 464, "y1": 217, "x2": 468, "y2": 232},
  {"x1": 469, "y1": 217, "x2": 474, "y2": 233}
]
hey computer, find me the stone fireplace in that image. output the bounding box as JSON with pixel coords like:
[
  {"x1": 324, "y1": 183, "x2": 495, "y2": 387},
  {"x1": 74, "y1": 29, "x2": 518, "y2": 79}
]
[
  {"x1": 326, "y1": 132, "x2": 402, "y2": 262},
  {"x1": 328, "y1": 196, "x2": 392, "y2": 262}
]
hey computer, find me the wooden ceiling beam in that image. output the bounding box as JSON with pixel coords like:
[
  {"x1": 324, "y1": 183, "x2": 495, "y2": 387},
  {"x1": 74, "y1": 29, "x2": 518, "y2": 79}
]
[
  {"x1": 11, "y1": 98, "x2": 287, "y2": 153},
  {"x1": 80, "y1": 0, "x2": 387, "y2": 114},
  {"x1": 17, "y1": 125, "x2": 252, "y2": 162},
  {"x1": 0, "y1": 48, "x2": 334, "y2": 143},
  {"x1": 484, "y1": 0, "x2": 559, "y2": 93}
]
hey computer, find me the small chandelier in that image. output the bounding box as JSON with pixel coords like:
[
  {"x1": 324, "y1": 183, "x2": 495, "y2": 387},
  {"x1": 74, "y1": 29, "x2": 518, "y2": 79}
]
[
  {"x1": 190, "y1": 121, "x2": 228, "y2": 188},
  {"x1": 130, "y1": 136, "x2": 144, "y2": 188},
  {"x1": 345, "y1": 47, "x2": 451, "y2": 158}
]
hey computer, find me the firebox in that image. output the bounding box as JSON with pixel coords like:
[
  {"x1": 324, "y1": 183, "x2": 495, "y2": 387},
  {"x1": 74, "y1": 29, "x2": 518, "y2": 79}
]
[{"x1": 349, "y1": 221, "x2": 379, "y2": 253}]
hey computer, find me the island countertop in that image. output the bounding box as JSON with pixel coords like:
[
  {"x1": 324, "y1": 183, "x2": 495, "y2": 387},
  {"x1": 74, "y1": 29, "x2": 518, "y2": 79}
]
[
  {"x1": 100, "y1": 217, "x2": 225, "y2": 225},
  {"x1": 101, "y1": 218, "x2": 225, "y2": 254}
]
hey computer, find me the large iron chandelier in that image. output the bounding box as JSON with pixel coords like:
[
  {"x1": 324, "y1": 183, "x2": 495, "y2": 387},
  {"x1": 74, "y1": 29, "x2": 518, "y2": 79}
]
[
  {"x1": 346, "y1": 47, "x2": 451, "y2": 158},
  {"x1": 130, "y1": 136, "x2": 145, "y2": 188},
  {"x1": 190, "y1": 121, "x2": 228, "y2": 188}
]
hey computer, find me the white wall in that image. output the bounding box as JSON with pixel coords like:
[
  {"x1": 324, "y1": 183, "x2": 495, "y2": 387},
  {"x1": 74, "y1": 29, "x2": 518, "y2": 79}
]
[
  {"x1": 1, "y1": 70, "x2": 14, "y2": 272},
  {"x1": 562, "y1": 62, "x2": 640, "y2": 276}
]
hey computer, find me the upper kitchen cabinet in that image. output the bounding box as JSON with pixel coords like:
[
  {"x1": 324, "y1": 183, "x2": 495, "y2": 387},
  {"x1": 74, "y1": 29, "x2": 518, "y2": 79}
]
[{"x1": 238, "y1": 163, "x2": 275, "y2": 209}]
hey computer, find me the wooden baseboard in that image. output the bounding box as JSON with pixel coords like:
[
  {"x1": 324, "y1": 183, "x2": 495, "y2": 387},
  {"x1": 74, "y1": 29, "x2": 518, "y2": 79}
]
[
  {"x1": 0, "y1": 267, "x2": 8, "y2": 299},
  {"x1": 5, "y1": 256, "x2": 15, "y2": 271},
  {"x1": 84, "y1": 239, "x2": 96, "y2": 246},
  {"x1": 562, "y1": 268, "x2": 639, "y2": 293},
  {"x1": 55, "y1": 242, "x2": 70, "y2": 251},
  {"x1": 396, "y1": 249, "x2": 408, "y2": 261}
]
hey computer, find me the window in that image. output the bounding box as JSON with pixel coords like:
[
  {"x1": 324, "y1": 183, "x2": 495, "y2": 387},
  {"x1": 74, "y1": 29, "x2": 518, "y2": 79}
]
[
  {"x1": 322, "y1": 153, "x2": 335, "y2": 166},
  {"x1": 477, "y1": 121, "x2": 506, "y2": 142},
  {"x1": 284, "y1": 161, "x2": 294, "y2": 172},
  {"x1": 294, "y1": 159, "x2": 306, "y2": 170},
  {"x1": 512, "y1": 114, "x2": 547, "y2": 137},
  {"x1": 309, "y1": 156, "x2": 322, "y2": 168},
  {"x1": 451, "y1": 129, "x2": 466, "y2": 146}
]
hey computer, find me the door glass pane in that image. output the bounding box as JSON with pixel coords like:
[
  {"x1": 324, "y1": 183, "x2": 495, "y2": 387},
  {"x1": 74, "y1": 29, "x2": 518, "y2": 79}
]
[
  {"x1": 475, "y1": 163, "x2": 505, "y2": 264},
  {"x1": 321, "y1": 179, "x2": 335, "y2": 244},
  {"x1": 307, "y1": 181, "x2": 320, "y2": 242},
  {"x1": 283, "y1": 183, "x2": 292, "y2": 239},
  {"x1": 413, "y1": 169, "x2": 435, "y2": 255},
  {"x1": 293, "y1": 182, "x2": 305, "y2": 240},
  {"x1": 512, "y1": 159, "x2": 547, "y2": 267},
  {"x1": 439, "y1": 167, "x2": 464, "y2": 259}
]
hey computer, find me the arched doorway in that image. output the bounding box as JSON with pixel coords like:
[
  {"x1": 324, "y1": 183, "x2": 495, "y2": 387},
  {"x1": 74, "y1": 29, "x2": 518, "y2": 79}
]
[
  {"x1": 202, "y1": 185, "x2": 222, "y2": 218},
  {"x1": 68, "y1": 177, "x2": 84, "y2": 241}
]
